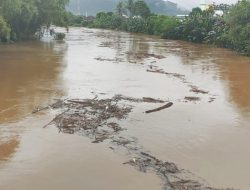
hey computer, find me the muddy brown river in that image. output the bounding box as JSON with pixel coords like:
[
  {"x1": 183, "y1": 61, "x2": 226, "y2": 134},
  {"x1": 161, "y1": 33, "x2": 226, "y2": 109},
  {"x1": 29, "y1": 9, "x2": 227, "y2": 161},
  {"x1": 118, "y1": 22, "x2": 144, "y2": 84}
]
[{"x1": 0, "y1": 28, "x2": 250, "y2": 190}]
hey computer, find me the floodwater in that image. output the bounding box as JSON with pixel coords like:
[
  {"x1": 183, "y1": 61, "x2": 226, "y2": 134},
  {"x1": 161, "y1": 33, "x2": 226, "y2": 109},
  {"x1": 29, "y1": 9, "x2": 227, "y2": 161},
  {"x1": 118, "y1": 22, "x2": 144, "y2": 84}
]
[{"x1": 0, "y1": 27, "x2": 250, "y2": 190}]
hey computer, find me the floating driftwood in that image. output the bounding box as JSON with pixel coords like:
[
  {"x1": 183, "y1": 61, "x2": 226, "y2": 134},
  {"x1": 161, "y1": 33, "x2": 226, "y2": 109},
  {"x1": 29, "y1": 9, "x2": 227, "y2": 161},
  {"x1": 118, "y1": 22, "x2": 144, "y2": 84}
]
[
  {"x1": 184, "y1": 96, "x2": 201, "y2": 102},
  {"x1": 145, "y1": 102, "x2": 173, "y2": 114},
  {"x1": 189, "y1": 85, "x2": 209, "y2": 94},
  {"x1": 126, "y1": 52, "x2": 166, "y2": 60},
  {"x1": 38, "y1": 95, "x2": 169, "y2": 141}
]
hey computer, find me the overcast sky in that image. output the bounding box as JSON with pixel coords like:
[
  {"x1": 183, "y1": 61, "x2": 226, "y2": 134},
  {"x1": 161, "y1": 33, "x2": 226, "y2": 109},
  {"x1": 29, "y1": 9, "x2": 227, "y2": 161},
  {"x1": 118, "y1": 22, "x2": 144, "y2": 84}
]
[{"x1": 169, "y1": 0, "x2": 238, "y2": 9}]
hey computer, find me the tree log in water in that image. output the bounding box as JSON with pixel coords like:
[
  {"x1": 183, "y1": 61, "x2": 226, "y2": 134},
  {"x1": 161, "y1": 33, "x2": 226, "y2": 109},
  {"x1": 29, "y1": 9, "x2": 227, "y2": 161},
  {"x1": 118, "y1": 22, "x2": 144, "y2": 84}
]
[{"x1": 145, "y1": 102, "x2": 173, "y2": 114}]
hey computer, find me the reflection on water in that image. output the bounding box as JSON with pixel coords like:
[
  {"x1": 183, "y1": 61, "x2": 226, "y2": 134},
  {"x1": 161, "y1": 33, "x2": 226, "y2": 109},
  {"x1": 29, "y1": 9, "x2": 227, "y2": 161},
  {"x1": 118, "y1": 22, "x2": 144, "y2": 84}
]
[
  {"x1": 0, "y1": 138, "x2": 19, "y2": 161},
  {"x1": 218, "y1": 54, "x2": 250, "y2": 113},
  {"x1": 0, "y1": 28, "x2": 250, "y2": 190},
  {"x1": 0, "y1": 41, "x2": 67, "y2": 162},
  {"x1": 161, "y1": 41, "x2": 250, "y2": 114},
  {"x1": 0, "y1": 42, "x2": 66, "y2": 123}
]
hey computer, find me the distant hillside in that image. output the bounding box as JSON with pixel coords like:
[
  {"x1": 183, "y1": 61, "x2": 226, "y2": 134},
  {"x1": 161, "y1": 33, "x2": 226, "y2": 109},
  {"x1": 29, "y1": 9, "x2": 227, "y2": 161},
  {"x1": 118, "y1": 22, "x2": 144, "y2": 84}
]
[
  {"x1": 146, "y1": 0, "x2": 188, "y2": 16},
  {"x1": 68, "y1": 0, "x2": 189, "y2": 16}
]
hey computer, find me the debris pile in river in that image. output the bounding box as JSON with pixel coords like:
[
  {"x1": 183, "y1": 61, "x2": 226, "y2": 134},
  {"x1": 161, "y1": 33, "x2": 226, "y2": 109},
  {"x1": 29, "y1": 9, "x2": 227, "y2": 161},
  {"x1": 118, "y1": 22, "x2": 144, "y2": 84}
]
[
  {"x1": 123, "y1": 151, "x2": 229, "y2": 190},
  {"x1": 35, "y1": 94, "x2": 231, "y2": 190},
  {"x1": 41, "y1": 95, "x2": 172, "y2": 143},
  {"x1": 126, "y1": 52, "x2": 166, "y2": 60},
  {"x1": 44, "y1": 96, "x2": 132, "y2": 142},
  {"x1": 184, "y1": 96, "x2": 201, "y2": 102},
  {"x1": 99, "y1": 41, "x2": 114, "y2": 48},
  {"x1": 124, "y1": 152, "x2": 179, "y2": 174},
  {"x1": 146, "y1": 65, "x2": 218, "y2": 104},
  {"x1": 95, "y1": 57, "x2": 124, "y2": 63},
  {"x1": 147, "y1": 66, "x2": 186, "y2": 82},
  {"x1": 189, "y1": 85, "x2": 209, "y2": 94}
]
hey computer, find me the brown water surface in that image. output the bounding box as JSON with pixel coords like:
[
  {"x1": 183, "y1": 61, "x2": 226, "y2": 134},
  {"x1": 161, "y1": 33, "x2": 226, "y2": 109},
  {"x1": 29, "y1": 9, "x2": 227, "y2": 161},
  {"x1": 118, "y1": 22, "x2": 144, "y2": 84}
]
[{"x1": 0, "y1": 28, "x2": 250, "y2": 190}]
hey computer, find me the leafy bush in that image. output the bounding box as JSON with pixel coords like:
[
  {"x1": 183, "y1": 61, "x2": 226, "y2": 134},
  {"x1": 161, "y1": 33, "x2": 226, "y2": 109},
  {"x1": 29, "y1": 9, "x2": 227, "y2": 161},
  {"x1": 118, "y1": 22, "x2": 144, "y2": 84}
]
[
  {"x1": 66, "y1": 12, "x2": 84, "y2": 27},
  {"x1": 0, "y1": 0, "x2": 69, "y2": 41},
  {"x1": 179, "y1": 8, "x2": 216, "y2": 43},
  {"x1": 204, "y1": 18, "x2": 231, "y2": 48},
  {"x1": 225, "y1": 0, "x2": 250, "y2": 55},
  {"x1": 92, "y1": 12, "x2": 127, "y2": 30},
  {"x1": 147, "y1": 15, "x2": 179, "y2": 36},
  {"x1": 93, "y1": 12, "x2": 113, "y2": 29},
  {"x1": 132, "y1": 0, "x2": 151, "y2": 19},
  {"x1": 127, "y1": 17, "x2": 148, "y2": 33},
  {"x1": 0, "y1": 16, "x2": 11, "y2": 42}
]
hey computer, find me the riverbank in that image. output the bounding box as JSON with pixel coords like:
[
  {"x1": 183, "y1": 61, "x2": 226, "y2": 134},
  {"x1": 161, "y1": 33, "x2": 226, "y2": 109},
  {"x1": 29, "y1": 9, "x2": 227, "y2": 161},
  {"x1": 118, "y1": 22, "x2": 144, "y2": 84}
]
[
  {"x1": 75, "y1": 1, "x2": 249, "y2": 56},
  {"x1": 81, "y1": 22, "x2": 249, "y2": 57},
  {"x1": 1, "y1": 27, "x2": 250, "y2": 190}
]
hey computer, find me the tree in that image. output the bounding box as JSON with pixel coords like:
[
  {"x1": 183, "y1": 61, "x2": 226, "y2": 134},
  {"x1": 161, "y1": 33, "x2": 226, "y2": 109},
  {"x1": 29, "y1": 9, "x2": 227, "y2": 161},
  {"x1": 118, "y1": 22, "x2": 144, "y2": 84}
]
[
  {"x1": 35, "y1": 0, "x2": 69, "y2": 27},
  {"x1": 133, "y1": 0, "x2": 151, "y2": 19},
  {"x1": 147, "y1": 15, "x2": 179, "y2": 36},
  {"x1": 169, "y1": 7, "x2": 216, "y2": 43},
  {"x1": 127, "y1": 0, "x2": 134, "y2": 16},
  {"x1": 116, "y1": 1, "x2": 126, "y2": 16},
  {"x1": 0, "y1": 16, "x2": 11, "y2": 42},
  {"x1": 226, "y1": 0, "x2": 250, "y2": 55},
  {"x1": 0, "y1": 0, "x2": 69, "y2": 41},
  {"x1": 127, "y1": 17, "x2": 148, "y2": 33}
]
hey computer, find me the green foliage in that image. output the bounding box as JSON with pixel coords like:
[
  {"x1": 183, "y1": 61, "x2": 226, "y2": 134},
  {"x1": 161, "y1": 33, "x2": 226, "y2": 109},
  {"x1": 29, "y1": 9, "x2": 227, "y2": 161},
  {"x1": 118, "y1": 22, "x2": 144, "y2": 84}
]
[
  {"x1": 163, "y1": 1, "x2": 250, "y2": 55},
  {"x1": 132, "y1": 0, "x2": 151, "y2": 19},
  {"x1": 66, "y1": 12, "x2": 84, "y2": 26},
  {"x1": 127, "y1": 0, "x2": 134, "y2": 16},
  {"x1": 7, "y1": 0, "x2": 39, "y2": 40},
  {"x1": 204, "y1": 17, "x2": 231, "y2": 48},
  {"x1": 0, "y1": 16, "x2": 11, "y2": 42},
  {"x1": 116, "y1": 1, "x2": 127, "y2": 16},
  {"x1": 0, "y1": 0, "x2": 69, "y2": 41},
  {"x1": 36, "y1": 0, "x2": 69, "y2": 27},
  {"x1": 147, "y1": 15, "x2": 179, "y2": 36},
  {"x1": 225, "y1": 0, "x2": 250, "y2": 55},
  {"x1": 93, "y1": 12, "x2": 113, "y2": 29},
  {"x1": 174, "y1": 7, "x2": 216, "y2": 43},
  {"x1": 127, "y1": 17, "x2": 148, "y2": 33},
  {"x1": 93, "y1": 12, "x2": 126, "y2": 30},
  {"x1": 90, "y1": 1, "x2": 151, "y2": 33}
]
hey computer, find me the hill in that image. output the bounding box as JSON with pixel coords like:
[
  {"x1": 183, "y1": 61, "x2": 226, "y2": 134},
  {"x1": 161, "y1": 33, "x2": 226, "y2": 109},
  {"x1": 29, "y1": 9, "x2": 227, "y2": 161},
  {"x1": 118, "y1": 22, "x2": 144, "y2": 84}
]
[{"x1": 68, "y1": 0, "x2": 189, "y2": 16}]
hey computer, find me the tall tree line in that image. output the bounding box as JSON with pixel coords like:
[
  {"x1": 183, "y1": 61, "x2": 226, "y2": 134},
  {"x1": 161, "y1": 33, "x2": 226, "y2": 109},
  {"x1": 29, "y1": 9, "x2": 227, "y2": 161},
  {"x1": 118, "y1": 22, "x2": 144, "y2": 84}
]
[{"x1": 0, "y1": 0, "x2": 69, "y2": 42}]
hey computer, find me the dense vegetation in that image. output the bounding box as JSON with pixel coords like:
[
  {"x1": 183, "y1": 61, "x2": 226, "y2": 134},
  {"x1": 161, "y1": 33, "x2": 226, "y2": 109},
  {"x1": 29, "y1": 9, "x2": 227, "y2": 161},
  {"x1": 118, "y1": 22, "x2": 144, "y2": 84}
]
[
  {"x1": 226, "y1": 0, "x2": 250, "y2": 55},
  {"x1": 166, "y1": 1, "x2": 250, "y2": 55},
  {"x1": 68, "y1": 0, "x2": 188, "y2": 16},
  {"x1": 71, "y1": 0, "x2": 180, "y2": 36},
  {"x1": 73, "y1": 0, "x2": 249, "y2": 56},
  {"x1": 0, "y1": 0, "x2": 69, "y2": 42}
]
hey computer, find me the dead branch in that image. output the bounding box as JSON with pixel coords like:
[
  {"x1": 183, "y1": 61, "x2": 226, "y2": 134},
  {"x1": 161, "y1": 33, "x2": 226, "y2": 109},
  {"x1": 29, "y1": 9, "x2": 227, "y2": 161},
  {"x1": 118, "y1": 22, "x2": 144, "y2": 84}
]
[{"x1": 145, "y1": 102, "x2": 173, "y2": 114}]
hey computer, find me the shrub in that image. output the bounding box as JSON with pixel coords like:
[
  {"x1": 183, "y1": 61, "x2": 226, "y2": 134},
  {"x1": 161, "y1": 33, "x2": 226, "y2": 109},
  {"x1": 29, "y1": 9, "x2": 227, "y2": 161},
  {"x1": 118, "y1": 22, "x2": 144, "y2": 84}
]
[
  {"x1": 127, "y1": 17, "x2": 148, "y2": 33},
  {"x1": 0, "y1": 16, "x2": 11, "y2": 42}
]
